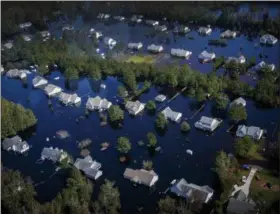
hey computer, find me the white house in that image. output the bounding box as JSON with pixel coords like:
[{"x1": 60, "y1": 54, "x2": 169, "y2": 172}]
[
  {"x1": 2, "y1": 136, "x2": 30, "y2": 154},
  {"x1": 194, "y1": 116, "x2": 222, "y2": 132},
  {"x1": 124, "y1": 168, "x2": 159, "y2": 187},
  {"x1": 236, "y1": 125, "x2": 264, "y2": 140},
  {"x1": 131, "y1": 16, "x2": 142, "y2": 23},
  {"x1": 104, "y1": 37, "x2": 117, "y2": 47},
  {"x1": 173, "y1": 26, "x2": 190, "y2": 34},
  {"x1": 155, "y1": 25, "x2": 167, "y2": 32},
  {"x1": 171, "y1": 48, "x2": 192, "y2": 58},
  {"x1": 40, "y1": 30, "x2": 50, "y2": 38},
  {"x1": 220, "y1": 30, "x2": 237, "y2": 38},
  {"x1": 19, "y1": 22, "x2": 32, "y2": 29},
  {"x1": 198, "y1": 50, "x2": 216, "y2": 63},
  {"x1": 125, "y1": 100, "x2": 145, "y2": 115},
  {"x1": 22, "y1": 35, "x2": 32, "y2": 42},
  {"x1": 128, "y1": 42, "x2": 143, "y2": 50},
  {"x1": 6, "y1": 69, "x2": 28, "y2": 79},
  {"x1": 225, "y1": 55, "x2": 246, "y2": 64},
  {"x1": 41, "y1": 147, "x2": 69, "y2": 163},
  {"x1": 230, "y1": 97, "x2": 246, "y2": 107},
  {"x1": 254, "y1": 61, "x2": 275, "y2": 72},
  {"x1": 170, "y1": 178, "x2": 214, "y2": 203},
  {"x1": 161, "y1": 107, "x2": 182, "y2": 122},
  {"x1": 74, "y1": 156, "x2": 103, "y2": 180},
  {"x1": 147, "y1": 44, "x2": 164, "y2": 53},
  {"x1": 3, "y1": 41, "x2": 13, "y2": 49},
  {"x1": 155, "y1": 94, "x2": 166, "y2": 102},
  {"x1": 260, "y1": 34, "x2": 278, "y2": 45},
  {"x1": 146, "y1": 20, "x2": 159, "y2": 26},
  {"x1": 86, "y1": 96, "x2": 112, "y2": 111},
  {"x1": 198, "y1": 26, "x2": 212, "y2": 35},
  {"x1": 59, "y1": 92, "x2": 81, "y2": 105},
  {"x1": 32, "y1": 76, "x2": 48, "y2": 88},
  {"x1": 44, "y1": 84, "x2": 62, "y2": 97}
]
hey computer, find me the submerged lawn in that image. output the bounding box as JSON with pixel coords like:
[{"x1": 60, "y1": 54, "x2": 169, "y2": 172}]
[{"x1": 126, "y1": 55, "x2": 155, "y2": 64}]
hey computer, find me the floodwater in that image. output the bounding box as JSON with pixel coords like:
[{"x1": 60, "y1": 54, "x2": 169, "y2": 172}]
[{"x1": 2, "y1": 12, "x2": 280, "y2": 214}]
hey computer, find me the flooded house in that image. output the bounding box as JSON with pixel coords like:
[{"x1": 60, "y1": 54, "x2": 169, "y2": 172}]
[
  {"x1": 173, "y1": 26, "x2": 190, "y2": 34},
  {"x1": 198, "y1": 26, "x2": 212, "y2": 35},
  {"x1": 123, "y1": 168, "x2": 159, "y2": 187},
  {"x1": 147, "y1": 44, "x2": 164, "y2": 53},
  {"x1": 128, "y1": 42, "x2": 143, "y2": 50},
  {"x1": 3, "y1": 41, "x2": 13, "y2": 50},
  {"x1": 194, "y1": 116, "x2": 222, "y2": 132},
  {"x1": 93, "y1": 31, "x2": 102, "y2": 39},
  {"x1": 171, "y1": 48, "x2": 192, "y2": 58},
  {"x1": 125, "y1": 100, "x2": 145, "y2": 115},
  {"x1": 19, "y1": 22, "x2": 32, "y2": 29},
  {"x1": 225, "y1": 55, "x2": 246, "y2": 64},
  {"x1": 32, "y1": 76, "x2": 48, "y2": 88},
  {"x1": 161, "y1": 107, "x2": 182, "y2": 122},
  {"x1": 74, "y1": 156, "x2": 103, "y2": 180},
  {"x1": 97, "y1": 13, "x2": 110, "y2": 19},
  {"x1": 58, "y1": 92, "x2": 81, "y2": 105},
  {"x1": 6, "y1": 69, "x2": 28, "y2": 79},
  {"x1": 154, "y1": 25, "x2": 167, "y2": 32},
  {"x1": 198, "y1": 50, "x2": 216, "y2": 63},
  {"x1": 40, "y1": 147, "x2": 69, "y2": 163},
  {"x1": 62, "y1": 25, "x2": 74, "y2": 31},
  {"x1": 22, "y1": 34, "x2": 32, "y2": 42},
  {"x1": 254, "y1": 61, "x2": 275, "y2": 72},
  {"x1": 2, "y1": 136, "x2": 30, "y2": 154},
  {"x1": 220, "y1": 30, "x2": 237, "y2": 38},
  {"x1": 113, "y1": 16, "x2": 125, "y2": 21},
  {"x1": 131, "y1": 15, "x2": 142, "y2": 23},
  {"x1": 86, "y1": 96, "x2": 112, "y2": 111},
  {"x1": 44, "y1": 84, "x2": 62, "y2": 97},
  {"x1": 170, "y1": 178, "x2": 214, "y2": 203},
  {"x1": 155, "y1": 94, "x2": 166, "y2": 102},
  {"x1": 40, "y1": 30, "x2": 50, "y2": 38},
  {"x1": 104, "y1": 37, "x2": 117, "y2": 47},
  {"x1": 230, "y1": 97, "x2": 246, "y2": 107},
  {"x1": 236, "y1": 125, "x2": 264, "y2": 140},
  {"x1": 146, "y1": 20, "x2": 159, "y2": 26},
  {"x1": 260, "y1": 34, "x2": 278, "y2": 45}
]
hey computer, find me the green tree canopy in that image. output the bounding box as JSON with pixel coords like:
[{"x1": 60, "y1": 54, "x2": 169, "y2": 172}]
[
  {"x1": 117, "y1": 137, "x2": 131, "y2": 154},
  {"x1": 234, "y1": 136, "x2": 256, "y2": 158},
  {"x1": 228, "y1": 104, "x2": 247, "y2": 122},
  {"x1": 155, "y1": 113, "x2": 168, "y2": 130},
  {"x1": 180, "y1": 121, "x2": 191, "y2": 132},
  {"x1": 147, "y1": 132, "x2": 157, "y2": 147},
  {"x1": 215, "y1": 93, "x2": 229, "y2": 110},
  {"x1": 108, "y1": 105, "x2": 124, "y2": 123},
  {"x1": 145, "y1": 100, "x2": 156, "y2": 112}
]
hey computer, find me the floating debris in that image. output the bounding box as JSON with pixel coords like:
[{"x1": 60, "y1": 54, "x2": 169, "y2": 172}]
[
  {"x1": 46, "y1": 137, "x2": 50, "y2": 142},
  {"x1": 55, "y1": 167, "x2": 61, "y2": 172},
  {"x1": 56, "y1": 130, "x2": 70, "y2": 139},
  {"x1": 100, "y1": 121, "x2": 107, "y2": 126},
  {"x1": 155, "y1": 146, "x2": 161, "y2": 152},
  {"x1": 119, "y1": 156, "x2": 126, "y2": 162},
  {"x1": 137, "y1": 141, "x2": 145, "y2": 147},
  {"x1": 77, "y1": 138, "x2": 92, "y2": 149},
  {"x1": 54, "y1": 76, "x2": 60, "y2": 80},
  {"x1": 80, "y1": 149, "x2": 90, "y2": 157},
  {"x1": 186, "y1": 149, "x2": 193, "y2": 155},
  {"x1": 100, "y1": 142, "x2": 110, "y2": 151}
]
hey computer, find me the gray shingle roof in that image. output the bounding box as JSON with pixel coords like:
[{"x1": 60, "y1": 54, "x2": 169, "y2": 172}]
[{"x1": 227, "y1": 198, "x2": 257, "y2": 214}]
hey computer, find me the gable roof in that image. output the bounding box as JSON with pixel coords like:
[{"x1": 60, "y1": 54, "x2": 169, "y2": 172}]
[
  {"x1": 124, "y1": 168, "x2": 158, "y2": 186},
  {"x1": 227, "y1": 198, "x2": 257, "y2": 214}
]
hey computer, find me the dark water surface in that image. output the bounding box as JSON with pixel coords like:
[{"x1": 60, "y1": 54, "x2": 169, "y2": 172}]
[{"x1": 2, "y1": 12, "x2": 280, "y2": 214}]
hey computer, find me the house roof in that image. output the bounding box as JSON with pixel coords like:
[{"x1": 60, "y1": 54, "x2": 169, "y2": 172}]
[
  {"x1": 234, "y1": 190, "x2": 247, "y2": 201},
  {"x1": 199, "y1": 50, "x2": 215, "y2": 59},
  {"x1": 44, "y1": 84, "x2": 61, "y2": 94},
  {"x1": 124, "y1": 168, "x2": 158, "y2": 186},
  {"x1": 2, "y1": 136, "x2": 28, "y2": 150},
  {"x1": 231, "y1": 97, "x2": 246, "y2": 106},
  {"x1": 74, "y1": 156, "x2": 101, "y2": 171},
  {"x1": 125, "y1": 101, "x2": 144, "y2": 112},
  {"x1": 41, "y1": 147, "x2": 65, "y2": 162},
  {"x1": 200, "y1": 116, "x2": 216, "y2": 126},
  {"x1": 227, "y1": 198, "x2": 257, "y2": 214},
  {"x1": 162, "y1": 107, "x2": 182, "y2": 121},
  {"x1": 32, "y1": 76, "x2": 48, "y2": 86}
]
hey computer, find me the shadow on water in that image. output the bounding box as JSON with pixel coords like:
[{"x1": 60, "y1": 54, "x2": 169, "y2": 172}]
[{"x1": 18, "y1": 125, "x2": 37, "y2": 141}]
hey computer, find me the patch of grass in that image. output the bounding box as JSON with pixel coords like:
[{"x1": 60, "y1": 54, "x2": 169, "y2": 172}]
[{"x1": 126, "y1": 55, "x2": 155, "y2": 64}]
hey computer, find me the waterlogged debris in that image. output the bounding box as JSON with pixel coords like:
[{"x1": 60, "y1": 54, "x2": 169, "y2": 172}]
[
  {"x1": 77, "y1": 138, "x2": 92, "y2": 149},
  {"x1": 80, "y1": 149, "x2": 90, "y2": 157},
  {"x1": 155, "y1": 146, "x2": 161, "y2": 152},
  {"x1": 46, "y1": 137, "x2": 50, "y2": 142},
  {"x1": 186, "y1": 149, "x2": 193, "y2": 155},
  {"x1": 119, "y1": 156, "x2": 126, "y2": 162},
  {"x1": 137, "y1": 141, "x2": 145, "y2": 147},
  {"x1": 54, "y1": 76, "x2": 60, "y2": 80},
  {"x1": 56, "y1": 130, "x2": 70, "y2": 139},
  {"x1": 100, "y1": 142, "x2": 110, "y2": 151}
]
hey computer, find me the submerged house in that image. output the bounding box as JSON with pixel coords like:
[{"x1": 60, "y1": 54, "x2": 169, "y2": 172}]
[
  {"x1": 225, "y1": 55, "x2": 246, "y2": 64},
  {"x1": 131, "y1": 15, "x2": 142, "y2": 23},
  {"x1": 220, "y1": 30, "x2": 237, "y2": 38},
  {"x1": 155, "y1": 25, "x2": 167, "y2": 32},
  {"x1": 104, "y1": 37, "x2": 117, "y2": 47},
  {"x1": 194, "y1": 116, "x2": 222, "y2": 132},
  {"x1": 236, "y1": 125, "x2": 264, "y2": 140},
  {"x1": 86, "y1": 96, "x2": 112, "y2": 111},
  {"x1": 3, "y1": 41, "x2": 13, "y2": 49},
  {"x1": 155, "y1": 94, "x2": 166, "y2": 102},
  {"x1": 123, "y1": 168, "x2": 159, "y2": 187},
  {"x1": 170, "y1": 178, "x2": 214, "y2": 203},
  {"x1": 22, "y1": 34, "x2": 32, "y2": 42},
  {"x1": 93, "y1": 31, "x2": 102, "y2": 39},
  {"x1": 19, "y1": 22, "x2": 32, "y2": 29},
  {"x1": 97, "y1": 13, "x2": 110, "y2": 19},
  {"x1": 198, "y1": 26, "x2": 212, "y2": 35},
  {"x1": 32, "y1": 76, "x2": 48, "y2": 88},
  {"x1": 2, "y1": 136, "x2": 30, "y2": 154},
  {"x1": 230, "y1": 97, "x2": 246, "y2": 107},
  {"x1": 40, "y1": 30, "x2": 50, "y2": 38},
  {"x1": 41, "y1": 147, "x2": 69, "y2": 163},
  {"x1": 113, "y1": 16, "x2": 125, "y2": 21},
  {"x1": 74, "y1": 156, "x2": 103, "y2": 180},
  {"x1": 146, "y1": 20, "x2": 159, "y2": 26},
  {"x1": 44, "y1": 84, "x2": 62, "y2": 97},
  {"x1": 161, "y1": 107, "x2": 182, "y2": 122},
  {"x1": 6, "y1": 69, "x2": 28, "y2": 79},
  {"x1": 125, "y1": 100, "x2": 145, "y2": 115},
  {"x1": 128, "y1": 42, "x2": 143, "y2": 50},
  {"x1": 62, "y1": 25, "x2": 74, "y2": 31},
  {"x1": 59, "y1": 92, "x2": 81, "y2": 105},
  {"x1": 173, "y1": 26, "x2": 190, "y2": 34},
  {"x1": 171, "y1": 48, "x2": 192, "y2": 58},
  {"x1": 147, "y1": 44, "x2": 164, "y2": 53},
  {"x1": 254, "y1": 61, "x2": 275, "y2": 72},
  {"x1": 260, "y1": 34, "x2": 278, "y2": 45},
  {"x1": 198, "y1": 50, "x2": 216, "y2": 63}
]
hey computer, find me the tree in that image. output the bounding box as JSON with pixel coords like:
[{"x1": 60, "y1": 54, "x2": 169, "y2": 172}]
[
  {"x1": 181, "y1": 121, "x2": 191, "y2": 132},
  {"x1": 97, "y1": 179, "x2": 120, "y2": 214},
  {"x1": 117, "y1": 85, "x2": 128, "y2": 98},
  {"x1": 195, "y1": 88, "x2": 206, "y2": 103},
  {"x1": 145, "y1": 100, "x2": 156, "y2": 112},
  {"x1": 108, "y1": 105, "x2": 124, "y2": 123},
  {"x1": 158, "y1": 196, "x2": 177, "y2": 214},
  {"x1": 142, "y1": 160, "x2": 153, "y2": 170},
  {"x1": 123, "y1": 72, "x2": 137, "y2": 92},
  {"x1": 234, "y1": 136, "x2": 255, "y2": 158},
  {"x1": 228, "y1": 104, "x2": 247, "y2": 122},
  {"x1": 117, "y1": 137, "x2": 131, "y2": 154},
  {"x1": 215, "y1": 93, "x2": 229, "y2": 110},
  {"x1": 147, "y1": 132, "x2": 157, "y2": 147},
  {"x1": 155, "y1": 113, "x2": 168, "y2": 130}
]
